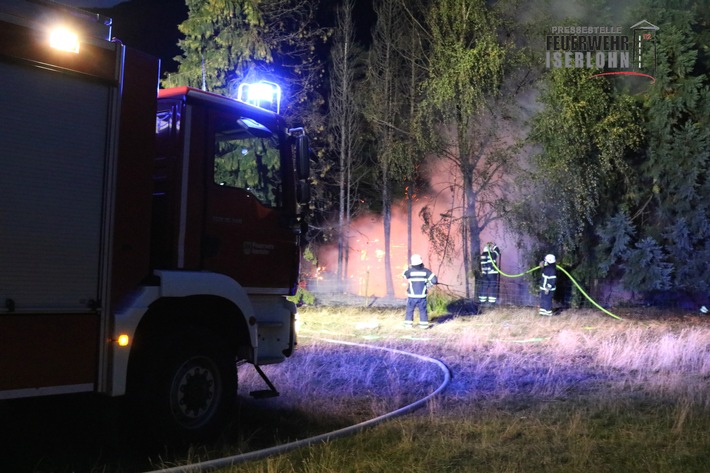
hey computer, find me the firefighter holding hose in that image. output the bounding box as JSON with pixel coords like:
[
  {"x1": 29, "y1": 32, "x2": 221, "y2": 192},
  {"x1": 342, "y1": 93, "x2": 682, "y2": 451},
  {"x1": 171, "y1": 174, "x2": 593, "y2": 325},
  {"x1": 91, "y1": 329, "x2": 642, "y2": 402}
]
[
  {"x1": 402, "y1": 254, "x2": 438, "y2": 328},
  {"x1": 479, "y1": 242, "x2": 500, "y2": 305},
  {"x1": 539, "y1": 254, "x2": 557, "y2": 316}
]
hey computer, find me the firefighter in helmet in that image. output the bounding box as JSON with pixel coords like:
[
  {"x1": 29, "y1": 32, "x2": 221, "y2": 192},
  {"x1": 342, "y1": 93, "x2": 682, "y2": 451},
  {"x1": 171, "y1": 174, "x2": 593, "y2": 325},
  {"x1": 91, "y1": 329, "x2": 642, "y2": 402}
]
[
  {"x1": 539, "y1": 254, "x2": 557, "y2": 316},
  {"x1": 402, "y1": 254, "x2": 438, "y2": 328},
  {"x1": 479, "y1": 242, "x2": 500, "y2": 305}
]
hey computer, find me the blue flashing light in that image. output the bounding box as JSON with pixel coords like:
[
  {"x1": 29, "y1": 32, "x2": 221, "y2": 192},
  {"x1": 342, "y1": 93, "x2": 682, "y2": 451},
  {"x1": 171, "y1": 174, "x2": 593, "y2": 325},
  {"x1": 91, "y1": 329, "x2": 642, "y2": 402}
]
[{"x1": 237, "y1": 81, "x2": 281, "y2": 114}]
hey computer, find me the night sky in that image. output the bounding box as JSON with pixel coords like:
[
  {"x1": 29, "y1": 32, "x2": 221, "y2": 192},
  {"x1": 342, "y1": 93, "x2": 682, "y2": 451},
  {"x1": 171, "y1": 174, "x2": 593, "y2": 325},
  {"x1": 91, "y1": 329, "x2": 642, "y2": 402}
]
[{"x1": 67, "y1": 0, "x2": 375, "y2": 74}]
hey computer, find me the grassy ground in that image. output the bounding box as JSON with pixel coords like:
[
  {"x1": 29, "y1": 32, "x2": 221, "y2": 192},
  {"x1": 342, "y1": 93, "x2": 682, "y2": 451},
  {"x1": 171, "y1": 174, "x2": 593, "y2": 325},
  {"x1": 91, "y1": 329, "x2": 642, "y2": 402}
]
[
  {"x1": 202, "y1": 305, "x2": 710, "y2": 473},
  {"x1": 8, "y1": 304, "x2": 707, "y2": 472}
]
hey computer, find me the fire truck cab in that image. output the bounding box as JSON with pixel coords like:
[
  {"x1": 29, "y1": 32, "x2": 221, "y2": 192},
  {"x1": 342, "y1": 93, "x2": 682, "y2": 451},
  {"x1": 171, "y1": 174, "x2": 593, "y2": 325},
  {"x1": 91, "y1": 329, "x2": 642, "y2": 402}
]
[{"x1": 0, "y1": 0, "x2": 309, "y2": 442}]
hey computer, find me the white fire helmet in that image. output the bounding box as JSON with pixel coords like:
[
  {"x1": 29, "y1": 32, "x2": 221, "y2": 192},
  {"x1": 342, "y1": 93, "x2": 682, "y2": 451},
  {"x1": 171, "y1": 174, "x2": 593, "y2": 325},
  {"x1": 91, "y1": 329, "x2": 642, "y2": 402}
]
[
  {"x1": 411, "y1": 254, "x2": 423, "y2": 266},
  {"x1": 544, "y1": 254, "x2": 556, "y2": 264}
]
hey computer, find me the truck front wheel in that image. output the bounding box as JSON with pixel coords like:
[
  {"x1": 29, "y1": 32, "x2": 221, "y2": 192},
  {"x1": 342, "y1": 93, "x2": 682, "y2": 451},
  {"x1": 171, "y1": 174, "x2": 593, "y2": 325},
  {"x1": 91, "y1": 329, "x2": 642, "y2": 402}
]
[{"x1": 135, "y1": 328, "x2": 237, "y2": 444}]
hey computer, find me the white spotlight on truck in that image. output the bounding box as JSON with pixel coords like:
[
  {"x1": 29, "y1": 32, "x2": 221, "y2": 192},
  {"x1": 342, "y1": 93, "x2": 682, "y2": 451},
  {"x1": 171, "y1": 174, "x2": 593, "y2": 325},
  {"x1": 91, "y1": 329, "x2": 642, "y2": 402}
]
[{"x1": 49, "y1": 27, "x2": 80, "y2": 53}]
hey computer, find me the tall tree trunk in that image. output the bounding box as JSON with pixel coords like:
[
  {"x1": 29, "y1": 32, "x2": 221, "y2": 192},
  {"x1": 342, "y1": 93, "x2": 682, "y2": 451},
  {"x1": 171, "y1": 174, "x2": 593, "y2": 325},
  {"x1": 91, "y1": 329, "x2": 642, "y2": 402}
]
[
  {"x1": 467, "y1": 184, "x2": 481, "y2": 300},
  {"x1": 469, "y1": 216, "x2": 481, "y2": 277},
  {"x1": 368, "y1": 0, "x2": 401, "y2": 299},
  {"x1": 461, "y1": 184, "x2": 470, "y2": 299},
  {"x1": 337, "y1": 144, "x2": 346, "y2": 290},
  {"x1": 330, "y1": 0, "x2": 359, "y2": 293},
  {"x1": 407, "y1": 182, "x2": 413, "y2": 264},
  {"x1": 406, "y1": 45, "x2": 417, "y2": 266},
  {"x1": 344, "y1": 147, "x2": 352, "y2": 284},
  {"x1": 383, "y1": 179, "x2": 394, "y2": 296}
]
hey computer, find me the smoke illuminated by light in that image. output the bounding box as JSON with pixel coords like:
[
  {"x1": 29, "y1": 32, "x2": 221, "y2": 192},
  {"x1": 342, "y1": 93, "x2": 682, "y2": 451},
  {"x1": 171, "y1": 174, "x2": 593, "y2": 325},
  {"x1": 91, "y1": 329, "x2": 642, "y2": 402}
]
[{"x1": 314, "y1": 157, "x2": 524, "y2": 299}]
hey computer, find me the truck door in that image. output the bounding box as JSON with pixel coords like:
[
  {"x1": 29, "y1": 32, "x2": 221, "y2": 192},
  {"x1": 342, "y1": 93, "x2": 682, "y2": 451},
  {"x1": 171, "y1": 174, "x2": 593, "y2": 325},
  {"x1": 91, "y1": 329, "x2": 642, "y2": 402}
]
[{"x1": 202, "y1": 109, "x2": 298, "y2": 292}]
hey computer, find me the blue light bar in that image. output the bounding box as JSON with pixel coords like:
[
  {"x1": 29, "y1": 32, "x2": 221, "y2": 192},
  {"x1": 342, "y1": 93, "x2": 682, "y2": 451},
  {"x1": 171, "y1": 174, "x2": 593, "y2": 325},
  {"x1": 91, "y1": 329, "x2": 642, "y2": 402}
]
[{"x1": 236, "y1": 81, "x2": 281, "y2": 114}]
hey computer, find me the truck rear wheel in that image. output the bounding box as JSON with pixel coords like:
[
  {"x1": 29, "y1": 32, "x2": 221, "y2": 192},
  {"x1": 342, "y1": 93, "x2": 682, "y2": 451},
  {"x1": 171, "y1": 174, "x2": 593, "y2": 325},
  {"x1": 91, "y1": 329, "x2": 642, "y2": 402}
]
[{"x1": 135, "y1": 328, "x2": 237, "y2": 444}]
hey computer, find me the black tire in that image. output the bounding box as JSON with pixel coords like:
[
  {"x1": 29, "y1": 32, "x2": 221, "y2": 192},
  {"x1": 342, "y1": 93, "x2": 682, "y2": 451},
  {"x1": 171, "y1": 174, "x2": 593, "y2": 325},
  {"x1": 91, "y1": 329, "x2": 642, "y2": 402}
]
[{"x1": 136, "y1": 328, "x2": 237, "y2": 444}]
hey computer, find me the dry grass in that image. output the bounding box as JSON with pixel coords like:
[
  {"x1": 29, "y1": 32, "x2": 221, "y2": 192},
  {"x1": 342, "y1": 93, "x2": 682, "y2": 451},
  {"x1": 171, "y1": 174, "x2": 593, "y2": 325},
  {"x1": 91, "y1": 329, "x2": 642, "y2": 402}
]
[
  {"x1": 152, "y1": 305, "x2": 710, "y2": 473},
  {"x1": 8, "y1": 305, "x2": 709, "y2": 473}
]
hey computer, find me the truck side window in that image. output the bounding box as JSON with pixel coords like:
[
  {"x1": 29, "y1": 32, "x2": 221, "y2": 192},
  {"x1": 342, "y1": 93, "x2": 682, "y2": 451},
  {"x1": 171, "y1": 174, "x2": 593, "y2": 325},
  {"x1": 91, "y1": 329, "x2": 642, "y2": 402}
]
[
  {"x1": 155, "y1": 103, "x2": 181, "y2": 156},
  {"x1": 213, "y1": 116, "x2": 282, "y2": 208},
  {"x1": 156, "y1": 110, "x2": 173, "y2": 135}
]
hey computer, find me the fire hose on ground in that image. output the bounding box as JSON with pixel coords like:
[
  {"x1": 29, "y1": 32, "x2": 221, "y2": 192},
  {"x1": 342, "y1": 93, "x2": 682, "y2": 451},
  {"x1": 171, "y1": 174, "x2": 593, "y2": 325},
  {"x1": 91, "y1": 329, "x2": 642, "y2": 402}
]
[
  {"x1": 145, "y1": 338, "x2": 451, "y2": 473},
  {"x1": 488, "y1": 249, "x2": 623, "y2": 321}
]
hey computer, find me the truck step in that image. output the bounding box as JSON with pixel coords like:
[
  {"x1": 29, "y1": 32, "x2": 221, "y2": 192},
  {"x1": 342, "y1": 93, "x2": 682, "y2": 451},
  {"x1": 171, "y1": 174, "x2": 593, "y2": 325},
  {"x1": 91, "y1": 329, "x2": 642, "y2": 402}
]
[
  {"x1": 249, "y1": 364, "x2": 280, "y2": 399},
  {"x1": 249, "y1": 389, "x2": 280, "y2": 399}
]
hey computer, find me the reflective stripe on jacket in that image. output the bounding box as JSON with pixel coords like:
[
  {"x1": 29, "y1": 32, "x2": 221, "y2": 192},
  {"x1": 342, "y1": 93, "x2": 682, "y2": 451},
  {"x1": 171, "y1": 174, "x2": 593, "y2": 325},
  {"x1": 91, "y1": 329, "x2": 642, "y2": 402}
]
[
  {"x1": 402, "y1": 265, "x2": 437, "y2": 298},
  {"x1": 480, "y1": 246, "x2": 500, "y2": 275},
  {"x1": 540, "y1": 263, "x2": 557, "y2": 291}
]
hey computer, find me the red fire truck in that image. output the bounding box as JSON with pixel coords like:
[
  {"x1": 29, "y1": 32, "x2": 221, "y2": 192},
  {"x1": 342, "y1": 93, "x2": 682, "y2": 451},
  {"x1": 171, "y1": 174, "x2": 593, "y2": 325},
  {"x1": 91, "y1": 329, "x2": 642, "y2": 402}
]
[{"x1": 0, "y1": 0, "x2": 309, "y2": 441}]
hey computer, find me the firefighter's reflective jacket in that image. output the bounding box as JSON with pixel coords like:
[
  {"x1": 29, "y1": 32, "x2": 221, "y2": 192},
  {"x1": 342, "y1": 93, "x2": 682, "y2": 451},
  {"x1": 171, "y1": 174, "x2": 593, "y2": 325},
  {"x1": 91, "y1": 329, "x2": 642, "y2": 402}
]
[
  {"x1": 480, "y1": 244, "x2": 500, "y2": 275},
  {"x1": 402, "y1": 265, "x2": 438, "y2": 298},
  {"x1": 540, "y1": 262, "x2": 557, "y2": 292}
]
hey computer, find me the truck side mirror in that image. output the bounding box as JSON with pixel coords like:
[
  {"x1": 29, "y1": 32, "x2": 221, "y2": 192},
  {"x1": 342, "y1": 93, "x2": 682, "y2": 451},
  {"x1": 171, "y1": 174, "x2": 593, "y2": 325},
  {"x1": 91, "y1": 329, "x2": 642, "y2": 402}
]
[{"x1": 296, "y1": 134, "x2": 310, "y2": 180}]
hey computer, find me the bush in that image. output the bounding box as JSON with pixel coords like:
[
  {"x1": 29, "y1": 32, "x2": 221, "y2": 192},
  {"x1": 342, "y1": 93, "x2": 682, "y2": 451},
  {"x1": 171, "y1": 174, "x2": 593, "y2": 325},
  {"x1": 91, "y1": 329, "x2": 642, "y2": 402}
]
[
  {"x1": 288, "y1": 285, "x2": 316, "y2": 306},
  {"x1": 427, "y1": 286, "x2": 455, "y2": 316}
]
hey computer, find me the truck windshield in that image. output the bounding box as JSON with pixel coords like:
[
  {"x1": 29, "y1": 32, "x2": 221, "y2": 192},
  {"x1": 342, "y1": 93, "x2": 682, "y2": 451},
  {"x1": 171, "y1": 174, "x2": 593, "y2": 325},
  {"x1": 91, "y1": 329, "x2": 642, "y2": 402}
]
[{"x1": 213, "y1": 116, "x2": 282, "y2": 208}]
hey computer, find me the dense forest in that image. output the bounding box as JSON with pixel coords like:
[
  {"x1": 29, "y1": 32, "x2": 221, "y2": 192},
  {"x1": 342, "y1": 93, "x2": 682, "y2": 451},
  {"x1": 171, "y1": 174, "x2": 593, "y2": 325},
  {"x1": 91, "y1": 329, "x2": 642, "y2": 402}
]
[{"x1": 103, "y1": 0, "x2": 710, "y2": 306}]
